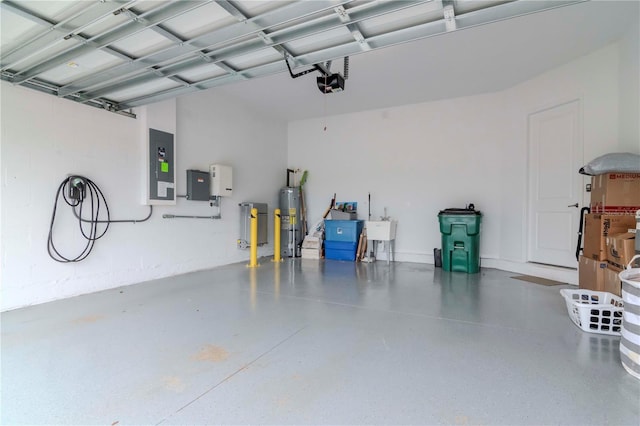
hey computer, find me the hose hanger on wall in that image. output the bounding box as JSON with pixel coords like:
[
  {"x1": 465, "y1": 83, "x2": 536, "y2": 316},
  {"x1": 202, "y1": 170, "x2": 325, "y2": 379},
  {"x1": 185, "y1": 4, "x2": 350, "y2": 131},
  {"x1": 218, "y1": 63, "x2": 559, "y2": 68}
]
[{"x1": 47, "y1": 175, "x2": 152, "y2": 263}]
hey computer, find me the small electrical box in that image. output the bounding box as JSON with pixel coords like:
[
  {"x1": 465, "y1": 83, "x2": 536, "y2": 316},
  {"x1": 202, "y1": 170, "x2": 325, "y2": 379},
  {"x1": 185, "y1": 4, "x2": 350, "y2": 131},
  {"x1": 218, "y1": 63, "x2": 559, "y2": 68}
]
[
  {"x1": 210, "y1": 164, "x2": 233, "y2": 197},
  {"x1": 186, "y1": 170, "x2": 210, "y2": 201}
]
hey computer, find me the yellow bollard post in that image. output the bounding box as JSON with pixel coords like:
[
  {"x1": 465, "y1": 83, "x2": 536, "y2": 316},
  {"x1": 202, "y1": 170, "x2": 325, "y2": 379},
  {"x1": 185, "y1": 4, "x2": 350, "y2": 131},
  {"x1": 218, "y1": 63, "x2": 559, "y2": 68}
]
[
  {"x1": 273, "y1": 208, "x2": 283, "y2": 262},
  {"x1": 248, "y1": 207, "x2": 259, "y2": 268},
  {"x1": 274, "y1": 263, "x2": 280, "y2": 301},
  {"x1": 250, "y1": 267, "x2": 257, "y2": 311}
]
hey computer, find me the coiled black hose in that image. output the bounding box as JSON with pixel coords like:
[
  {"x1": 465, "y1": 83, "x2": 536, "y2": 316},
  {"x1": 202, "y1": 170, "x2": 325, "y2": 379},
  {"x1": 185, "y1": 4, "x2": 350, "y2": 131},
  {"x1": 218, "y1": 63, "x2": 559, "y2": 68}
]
[{"x1": 47, "y1": 176, "x2": 152, "y2": 262}]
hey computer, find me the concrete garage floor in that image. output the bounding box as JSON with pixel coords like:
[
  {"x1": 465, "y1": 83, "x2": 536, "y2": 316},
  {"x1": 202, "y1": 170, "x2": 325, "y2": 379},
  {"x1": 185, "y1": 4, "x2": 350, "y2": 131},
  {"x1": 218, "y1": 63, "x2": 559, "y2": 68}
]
[{"x1": 2, "y1": 259, "x2": 639, "y2": 425}]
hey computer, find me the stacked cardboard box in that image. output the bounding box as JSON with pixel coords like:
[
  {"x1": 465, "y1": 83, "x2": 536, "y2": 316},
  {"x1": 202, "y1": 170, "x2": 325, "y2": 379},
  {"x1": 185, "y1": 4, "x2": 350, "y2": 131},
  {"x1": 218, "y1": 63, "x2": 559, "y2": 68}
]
[
  {"x1": 579, "y1": 253, "x2": 634, "y2": 296},
  {"x1": 301, "y1": 236, "x2": 322, "y2": 259},
  {"x1": 582, "y1": 214, "x2": 636, "y2": 261},
  {"x1": 579, "y1": 173, "x2": 639, "y2": 296},
  {"x1": 580, "y1": 215, "x2": 636, "y2": 295},
  {"x1": 578, "y1": 256, "x2": 609, "y2": 292},
  {"x1": 590, "y1": 172, "x2": 640, "y2": 213},
  {"x1": 606, "y1": 232, "x2": 636, "y2": 268}
]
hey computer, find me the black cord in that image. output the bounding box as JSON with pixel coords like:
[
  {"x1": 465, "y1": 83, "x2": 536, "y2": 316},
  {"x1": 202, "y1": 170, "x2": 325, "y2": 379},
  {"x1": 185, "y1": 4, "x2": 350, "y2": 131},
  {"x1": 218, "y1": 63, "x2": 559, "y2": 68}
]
[{"x1": 47, "y1": 176, "x2": 153, "y2": 263}]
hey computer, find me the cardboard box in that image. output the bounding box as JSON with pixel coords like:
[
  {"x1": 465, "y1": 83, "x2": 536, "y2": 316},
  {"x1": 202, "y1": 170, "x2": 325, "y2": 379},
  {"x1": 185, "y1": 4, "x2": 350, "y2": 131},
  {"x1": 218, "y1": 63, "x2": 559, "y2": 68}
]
[
  {"x1": 329, "y1": 209, "x2": 357, "y2": 220},
  {"x1": 603, "y1": 263, "x2": 623, "y2": 296},
  {"x1": 583, "y1": 214, "x2": 636, "y2": 261},
  {"x1": 301, "y1": 247, "x2": 322, "y2": 259},
  {"x1": 590, "y1": 173, "x2": 640, "y2": 213},
  {"x1": 302, "y1": 236, "x2": 322, "y2": 249},
  {"x1": 605, "y1": 232, "x2": 636, "y2": 268},
  {"x1": 578, "y1": 256, "x2": 608, "y2": 291}
]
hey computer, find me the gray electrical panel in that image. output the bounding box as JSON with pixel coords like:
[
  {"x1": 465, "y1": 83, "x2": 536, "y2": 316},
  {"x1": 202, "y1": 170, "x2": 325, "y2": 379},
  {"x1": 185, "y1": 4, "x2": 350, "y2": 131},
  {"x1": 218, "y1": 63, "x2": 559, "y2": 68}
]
[
  {"x1": 186, "y1": 170, "x2": 210, "y2": 201},
  {"x1": 148, "y1": 128, "x2": 175, "y2": 203},
  {"x1": 238, "y1": 202, "x2": 268, "y2": 249}
]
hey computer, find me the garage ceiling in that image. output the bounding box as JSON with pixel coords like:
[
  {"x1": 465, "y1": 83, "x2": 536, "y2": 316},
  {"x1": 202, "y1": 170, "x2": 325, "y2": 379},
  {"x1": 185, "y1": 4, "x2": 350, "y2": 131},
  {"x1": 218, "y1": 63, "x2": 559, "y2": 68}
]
[{"x1": 3, "y1": 0, "x2": 621, "y2": 119}]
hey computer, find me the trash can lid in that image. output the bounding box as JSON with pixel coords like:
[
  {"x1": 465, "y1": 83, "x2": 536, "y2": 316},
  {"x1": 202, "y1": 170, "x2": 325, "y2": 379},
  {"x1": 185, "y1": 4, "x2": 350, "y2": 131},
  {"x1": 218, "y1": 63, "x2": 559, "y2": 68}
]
[{"x1": 438, "y1": 208, "x2": 482, "y2": 216}]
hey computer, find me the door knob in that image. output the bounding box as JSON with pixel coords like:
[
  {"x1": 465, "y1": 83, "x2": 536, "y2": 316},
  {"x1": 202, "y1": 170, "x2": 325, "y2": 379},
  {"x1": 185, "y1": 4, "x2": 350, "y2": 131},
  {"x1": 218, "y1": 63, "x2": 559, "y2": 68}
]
[{"x1": 567, "y1": 203, "x2": 578, "y2": 208}]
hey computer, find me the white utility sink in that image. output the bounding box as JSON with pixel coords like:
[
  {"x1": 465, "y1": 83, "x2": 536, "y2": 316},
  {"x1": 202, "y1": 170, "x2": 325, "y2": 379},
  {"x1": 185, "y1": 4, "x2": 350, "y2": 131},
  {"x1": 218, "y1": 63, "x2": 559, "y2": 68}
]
[
  {"x1": 365, "y1": 220, "x2": 397, "y2": 264},
  {"x1": 366, "y1": 220, "x2": 397, "y2": 241}
]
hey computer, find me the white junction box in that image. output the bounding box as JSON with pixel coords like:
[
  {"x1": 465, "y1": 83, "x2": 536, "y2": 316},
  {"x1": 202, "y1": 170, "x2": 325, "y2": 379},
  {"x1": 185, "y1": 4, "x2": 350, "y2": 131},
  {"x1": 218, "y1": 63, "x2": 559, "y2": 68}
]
[{"x1": 210, "y1": 164, "x2": 233, "y2": 197}]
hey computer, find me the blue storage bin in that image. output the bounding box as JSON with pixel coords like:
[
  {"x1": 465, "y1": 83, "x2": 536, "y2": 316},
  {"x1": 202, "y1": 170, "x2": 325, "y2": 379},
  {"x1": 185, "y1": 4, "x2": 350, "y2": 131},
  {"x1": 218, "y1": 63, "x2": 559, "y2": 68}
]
[
  {"x1": 324, "y1": 220, "x2": 364, "y2": 243},
  {"x1": 325, "y1": 241, "x2": 358, "y2": 261}
]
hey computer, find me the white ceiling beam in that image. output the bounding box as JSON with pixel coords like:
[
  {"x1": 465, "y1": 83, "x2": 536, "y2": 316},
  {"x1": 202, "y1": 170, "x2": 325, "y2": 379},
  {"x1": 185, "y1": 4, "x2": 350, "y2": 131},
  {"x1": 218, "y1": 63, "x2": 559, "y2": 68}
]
[
  {"x1": 347, "y1": 25, "x2": 372, "y2": 51},
  {"x1": 212, "y1": 1, "x2": 295, "y2": 71},
  {"x1": 443, "y1": 4, "x2": 457, "y2": 32},
  {"x1": 333, "y1": 5, "x2": 350, "y2": 23},
  {"x1": 0, "y1": 0, "x2": 588, "y2": 116},
  {"x1": 0, "y1": 0, "x2": 135, "y2": 71},
  {"x1": 120, "y1": 7, "x2": 241, "y2": 82},
  {"x1": 57, "y1": 0, "x2": 354, "y2": 98},
  {"x1": 333, "y1": 5, "x2": 371, "y2": 51},
  {"x1": 76, "y1": 0, "x2": 427, "y2": 103},
  {"x1": 9, "y1": 1, "x2": 212, "y2": 84},
  {"x1": 117, "y1": 0, "x2": 586, "y2": 110},
  {"x1": 214, "y1": 0, "x2": 250, "y2": 22}
]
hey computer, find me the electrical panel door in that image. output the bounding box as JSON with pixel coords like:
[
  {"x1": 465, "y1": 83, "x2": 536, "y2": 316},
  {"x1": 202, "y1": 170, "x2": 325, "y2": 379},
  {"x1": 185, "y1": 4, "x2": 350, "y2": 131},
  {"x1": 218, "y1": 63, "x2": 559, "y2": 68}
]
[{"x1": 148, "y1": 128, "x2": 175, "y2": 204}]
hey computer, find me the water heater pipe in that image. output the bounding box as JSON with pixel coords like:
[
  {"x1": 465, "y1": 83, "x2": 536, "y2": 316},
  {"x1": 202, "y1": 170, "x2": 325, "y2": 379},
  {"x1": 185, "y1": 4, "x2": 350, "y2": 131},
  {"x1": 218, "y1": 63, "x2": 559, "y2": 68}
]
[{"x1": 286, "y1": 168, "x2": 295, "y2": 187}]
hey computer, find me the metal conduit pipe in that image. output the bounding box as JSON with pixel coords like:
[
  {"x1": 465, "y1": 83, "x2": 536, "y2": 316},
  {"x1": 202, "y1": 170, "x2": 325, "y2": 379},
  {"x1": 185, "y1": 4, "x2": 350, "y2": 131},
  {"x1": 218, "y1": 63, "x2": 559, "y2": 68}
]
[
  {"x1": 73, "y1": 205, "x2": 153, "y2": 224},
  {"x1": 162, "y1": 214, "x2": 221, "y2": 219}
]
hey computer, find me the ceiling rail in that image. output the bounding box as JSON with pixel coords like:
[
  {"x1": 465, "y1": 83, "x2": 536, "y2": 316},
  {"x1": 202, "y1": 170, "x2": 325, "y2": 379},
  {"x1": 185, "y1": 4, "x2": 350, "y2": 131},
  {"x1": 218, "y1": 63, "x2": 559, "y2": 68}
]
[
  {"x1": 57, "y1": 0, "x2": 357, "y2": 98},
  {"x1": 72, "y1": 0, "x2": 431, "y2": 104},
  {"x1": 0, "y1": 0, "x2": 134, "y2": 70},
  {"x1": 0, "y1": 0, "x2": 587, "y2": 117},
  {"x1": 116, "y1": 0, "x2": 585, "y2": 110},
  {"x1": 8, "y1": 1, "x2": 212, "y2": 85}
]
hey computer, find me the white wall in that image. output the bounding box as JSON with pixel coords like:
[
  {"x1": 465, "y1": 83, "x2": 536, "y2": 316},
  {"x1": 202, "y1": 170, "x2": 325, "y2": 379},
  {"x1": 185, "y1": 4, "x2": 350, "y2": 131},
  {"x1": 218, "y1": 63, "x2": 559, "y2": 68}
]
[
  {"x1": 175, "y1": 88, "x2": 288, "y2": 262},
  {"x1": 0, "y1": 83, "x2": 287, "y2": 311},
  {"x1": 619, "y1": 15, "x2": 640, "y2": 152},
  {"x1": 289, "y1": 92, "x2": 505, "y2": 263},
  {"x1": 2, "y1": 35, "x2": 636, "y2": 310},
  {"x1": 288, "y1": 43, "x2": 624, "y2": 283}
]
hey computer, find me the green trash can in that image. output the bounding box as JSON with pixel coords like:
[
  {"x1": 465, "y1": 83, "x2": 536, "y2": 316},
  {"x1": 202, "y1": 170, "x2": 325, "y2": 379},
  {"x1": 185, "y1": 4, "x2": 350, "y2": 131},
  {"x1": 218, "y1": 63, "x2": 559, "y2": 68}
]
[{"x1": 438, "y1": 206, "x2": 482, "y2": 273}]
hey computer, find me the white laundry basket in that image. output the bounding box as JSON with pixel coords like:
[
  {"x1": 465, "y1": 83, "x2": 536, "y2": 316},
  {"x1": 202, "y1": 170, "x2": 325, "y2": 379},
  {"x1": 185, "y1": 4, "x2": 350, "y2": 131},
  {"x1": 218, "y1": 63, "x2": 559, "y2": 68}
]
[
  {"x1": 560, "y1": 289, "x2": 624, "y2": 335},
  {"x1": 619, "y1": 254, "x2": 640, "y2": 380}
]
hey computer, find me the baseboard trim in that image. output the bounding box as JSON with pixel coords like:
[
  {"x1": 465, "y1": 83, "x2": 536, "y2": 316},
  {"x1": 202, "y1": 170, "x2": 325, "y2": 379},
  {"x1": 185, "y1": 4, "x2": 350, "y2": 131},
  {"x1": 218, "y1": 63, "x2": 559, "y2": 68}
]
[
  {"x1": 392, "y1": 251, "x2": 578, "y2": 285},
  {"x1": 481, "y1": 259, "x2": 577, "y2": 285}
]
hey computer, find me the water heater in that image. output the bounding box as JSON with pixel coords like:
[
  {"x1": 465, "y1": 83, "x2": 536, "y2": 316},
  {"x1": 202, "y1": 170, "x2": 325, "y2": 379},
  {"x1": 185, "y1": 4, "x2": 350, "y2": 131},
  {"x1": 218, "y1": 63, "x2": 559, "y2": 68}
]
[{"x1": 279, "y1": 187, "x2": 303, "y2": 257}]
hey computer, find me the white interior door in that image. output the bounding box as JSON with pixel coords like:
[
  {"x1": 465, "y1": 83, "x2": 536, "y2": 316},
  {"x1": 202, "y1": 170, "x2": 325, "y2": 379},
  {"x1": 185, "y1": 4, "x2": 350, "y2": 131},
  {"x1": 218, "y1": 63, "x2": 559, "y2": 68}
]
[{"x1": 528, "y1": 100, "x2": 583, "y2": 268}]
